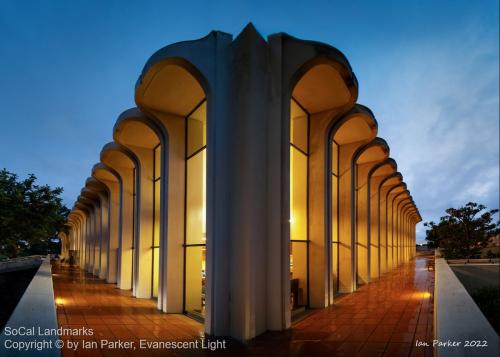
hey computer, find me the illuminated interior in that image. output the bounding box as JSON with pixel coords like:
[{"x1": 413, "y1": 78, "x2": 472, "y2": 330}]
[
  {"x1": 152, "y1": 144, "x2": 161, "y2": 298},
  {"x1": 331, "y1": 140, "x2": 340, "y2": 295},
  {"x1": 131, "y1": 167, "x2": 136, "y2": 291},
  {"x1": 184, "y1": 100, "x2": 207, "y2": 317},
  {"x1": 289, "y1": 98, "x2": 309, "y2": 310}
]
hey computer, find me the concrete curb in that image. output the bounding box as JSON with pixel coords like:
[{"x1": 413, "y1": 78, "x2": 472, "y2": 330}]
[
  {"x1": 0, "y1": 256, "x2": 60, "y2": 356},
  {"x1": 435, "y1": 257, "x2": 499, "y2": 357}
]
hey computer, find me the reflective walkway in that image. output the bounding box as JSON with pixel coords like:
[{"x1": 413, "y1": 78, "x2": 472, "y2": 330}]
[
  {"x1": 52, "y1": 266, "x2": 203, "y2": 356},
  {"x1": 53, "y1": 256, "x2": 434, "y2": 356},
  {"x1": 249, "y1": 255, "x2": 435, "y2": 357}
]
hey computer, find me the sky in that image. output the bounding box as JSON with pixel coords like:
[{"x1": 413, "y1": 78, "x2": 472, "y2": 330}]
[{"x1": 0, "y1": 0, "x2": 498, "y2": 243}]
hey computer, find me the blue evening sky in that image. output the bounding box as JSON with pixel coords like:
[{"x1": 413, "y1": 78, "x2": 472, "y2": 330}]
[{"x1": 0, "y1": 0, "x2": 498, "y2": 243}]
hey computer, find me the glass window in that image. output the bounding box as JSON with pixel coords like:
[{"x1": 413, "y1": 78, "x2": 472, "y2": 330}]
[
  {"x1": 332, "y1": 242, "x2": 339, "y2": 294},
  {"x1": 152, "y1": 145, "x2": 161, "y2": 298},
  {"x1": 152, "y1": 247, "x2": 159, "y2": 297},
  {"x1": 290, "y1": 242, "x2": 308, "y2": 308},
  {"x1": 154, "y1": 145, "x2": 161, "y2": 178},
  {"x1": 290, "y1": 147, "x2": 308, "y2": 241},
  {"x1": 187, "y1": 102, "x2": 207, "y2": 157},
  {"x1": 185, "y1": 246, "x2": 206, "y2": 314},
  {"x1": 289, "y1": 98, "x2": 309, "y2": 311},
  {"x1": 132, "y1": 167, "x2": 136, "y2": 287},
  {"x1": 290, "y1": 100, "x2": 308, "y2": 153},
  {"x1": 154, "y1": 180, "x2": 160, "y2": 246},
  {"x1": 184, "y1": 99, "x2": 207, "y2": 318},
  {"x1": 331, "y1": 140, "x2": 339, "y2": 296},
  {"x1": 186, "y1": 149, "x2": 207, "y2": 245},
  {"x1": 331, "y1": 174, "x2": 339, "y2": 242},
  {"x1": 331, "y1": 141, "x2": 339, "y2": 176}
]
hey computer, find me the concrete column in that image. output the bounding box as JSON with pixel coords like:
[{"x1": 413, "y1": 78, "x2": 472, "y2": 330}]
[
  {"x1": 394, "y1": 196, "x2": 408, "y2": 266},
  {"x1": 369, "y1": 174, "x2": 391, "y2": 279},
  {"x1": 355, "y1": 161, "x2": 386, "y2": 285},
  {"x1": 86, "y1": 208, "x2": 93, "y2": 272},
  {"x1": 308, "y1": 110, "x2": 338, "y2": 306},
  {"x1": 98, "y1": 192, "x2": 109, "y2": 279},
  {"x1": 87, "y1": 205, "x2": 95, "y2": 273},
  {"x1": 95, "y1": 176, "x2": 120, "y2": 284},
  {"x1": 401, "y1": 211, "x2": 406, "y2": 262},
  {"x1": 338, "y1": 142, "x2": 363, "y2": 292},
  {"x1": 101, "y1": 147, "x2": 135, "y2": 291},
  {"x1": 79, "y1": 214, "x2": 86, "y2": 267},
  {"x1": 393, "y1": 194, "x2": 408, "y2": 266},
  {"x1": 379, "y1": 179, "x2": 401, "y2": 273},
  {"x1": 93, "y1": 203, "x2": 101, "y2": 276},
  {"x1": 402, "y1": 205, "x2": 411, "y2": 262},
  {"x1": 82, "y1": 214, "x2": 88, "y2": 270},
  {"x1": 378, "y1": 183, "x2": 395, "y2": 275},
  {"x1": 129, "y1": 146, "x2": 154, "y2": 299},
  {"x1": 385, "y1": 190, "x2": 398, "y2": 271},
  {"x1": 208, "y1": 27, "x2": 274, "y2": 339},
  {"x1": 118, "y1": 169, "x2": 134, "y2": 291},
  {"x1": 148, "y1": 112, "x2": 185, "y2": 313},
  {"x1": 387, "y1": 192, "x2": 398, "y2": 270},
  {"x1": 86, "y1": 207, "x2": 94, "y2": 273}
]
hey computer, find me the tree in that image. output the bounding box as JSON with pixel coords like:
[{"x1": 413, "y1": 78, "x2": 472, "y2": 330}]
[
  {"x1": 424, "y1": 202, "x2": 500, "y2": 259},
  {"x1": 0, "y1": 169, "x2": 69, "y2": 258}
]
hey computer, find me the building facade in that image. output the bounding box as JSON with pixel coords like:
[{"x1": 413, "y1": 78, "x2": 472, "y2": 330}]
[{"x1": 59, "y1": 24, "x2": 421, "y2": 342}]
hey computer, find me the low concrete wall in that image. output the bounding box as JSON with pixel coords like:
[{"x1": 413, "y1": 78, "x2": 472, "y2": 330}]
[
  {"x1": 0, "y1": 256, "x2": 44, "y2": 273},
  {"x1": 0, "y1": 256, "x2": 60, "y2": 356},
  {"x1": 435, "y1": 258, "x2": 499, "y2": 357},
  {"x1": 448, "y1": 258, "x2": 500, "y2": 265}
]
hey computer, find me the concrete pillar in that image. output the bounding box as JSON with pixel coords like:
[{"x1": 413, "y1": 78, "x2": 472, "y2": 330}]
[
  {"x1": 387, "y1": 192, "x2": 397, "y2": 270},
  {"x1": 392, "y1": 193, "x2": 407, "y2": 267},
  {"x1": 93, "y1": 203, "x2": 101, "y2": 276},
  {"x1": 308, "y1": 110, "x2": 338, "y2": 307},
  {"x1": 368, "y1": 163, "x2": 395, "y2": 279},
  {"x1": 338, "y1": 142, "x2": 363, "y2": 292},
  {"x1": 101, "y1": 146, "x2": 135, "y2": 291},
  {"x1": 378, "y1": 186, "x2": 389, "y2": 275},
  {"x1": 93, "y1": 165, "x2": 121, "y2": 284},
  {"x1": 145, "y1": 112, "x2": 185, "y2": 313},
  {"x1": 98, "y1": 192, "x2": 109, "y2": 279},
  {"x1": 86, "y1": 206, "x2": 94, "y2": 273},
  {"x1": 354, "y1": 154, "x2": 390, "y2": 285},
  {"x1": 128, "y1": 146, "x2": 154, "y2": 299}
]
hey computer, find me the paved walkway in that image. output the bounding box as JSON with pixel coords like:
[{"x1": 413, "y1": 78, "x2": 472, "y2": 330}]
[
  {"x1": 52, "y1": 266, "x2": 203, "y2": 356},
  {"x1": 53, "y1": 256, "x2": 434, "y2": 356},
  {"x1": 248, "y1": 255, "x2": 435, "y2": 357}
]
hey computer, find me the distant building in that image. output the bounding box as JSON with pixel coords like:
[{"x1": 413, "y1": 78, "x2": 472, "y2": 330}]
[{"x1": 59, "y1": 24, "x2": 421, "y2": 342}]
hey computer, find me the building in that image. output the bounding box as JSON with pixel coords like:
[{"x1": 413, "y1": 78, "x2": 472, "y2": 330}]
[{"x1": 58, "y1": 24, "x2": 421, "y2": 342}]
